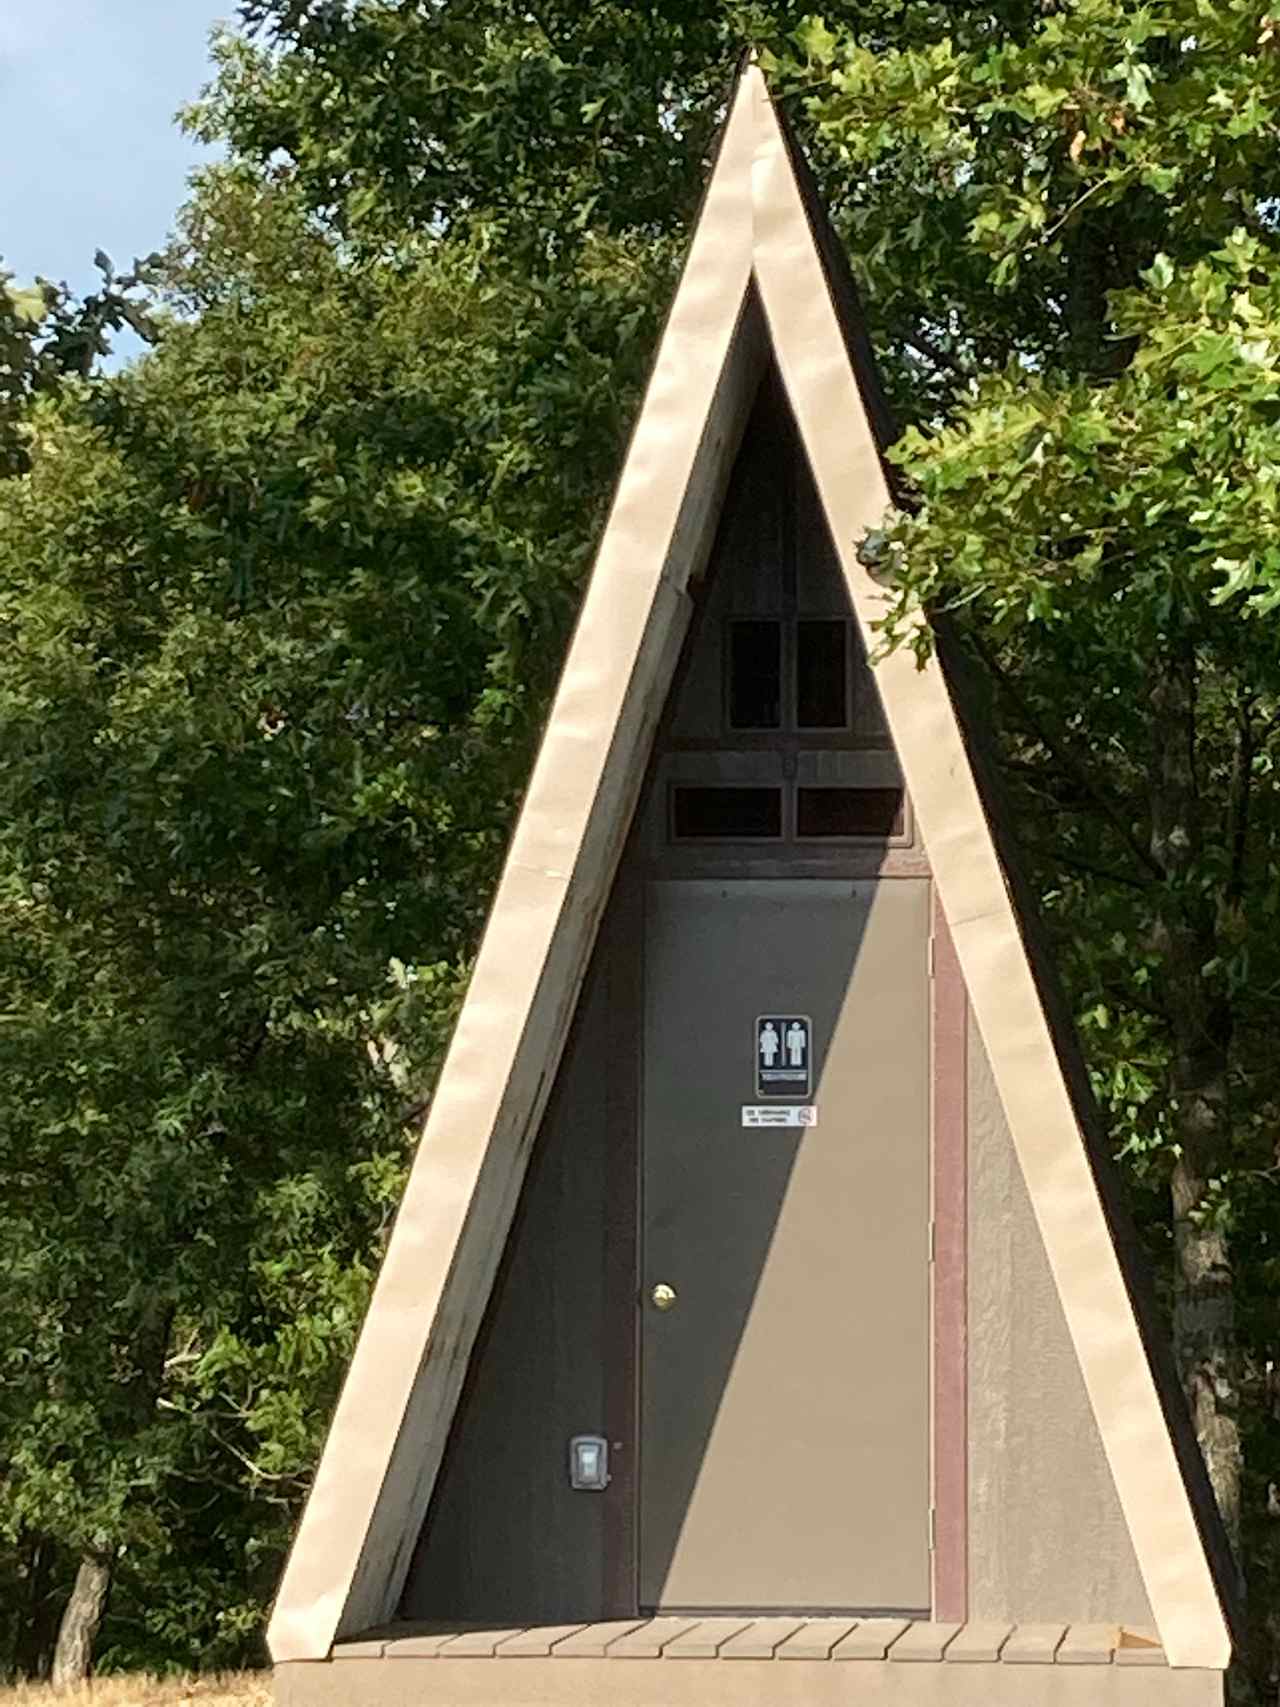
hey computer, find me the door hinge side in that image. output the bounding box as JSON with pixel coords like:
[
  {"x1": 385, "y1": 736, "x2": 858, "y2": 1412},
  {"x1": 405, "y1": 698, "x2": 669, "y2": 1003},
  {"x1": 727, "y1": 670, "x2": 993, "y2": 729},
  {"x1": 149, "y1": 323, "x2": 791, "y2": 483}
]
[
  {"x1": 928, "y1": 1507, "x2": 937, "y2": 1552},
  {"x1": 927, "y1": 934, "x2": 936, "y2": 979},
  {"x1": 928, "y1": 1219, "x2": 936, "y2": 1265}
]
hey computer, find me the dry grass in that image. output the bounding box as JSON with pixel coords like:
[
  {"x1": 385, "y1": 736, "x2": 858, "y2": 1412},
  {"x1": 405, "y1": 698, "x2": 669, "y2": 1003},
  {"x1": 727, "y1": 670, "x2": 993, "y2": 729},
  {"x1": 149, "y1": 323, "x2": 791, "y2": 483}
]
[{"x1": 0, "y1": 1678, "x2": 270, "y2": 1707}]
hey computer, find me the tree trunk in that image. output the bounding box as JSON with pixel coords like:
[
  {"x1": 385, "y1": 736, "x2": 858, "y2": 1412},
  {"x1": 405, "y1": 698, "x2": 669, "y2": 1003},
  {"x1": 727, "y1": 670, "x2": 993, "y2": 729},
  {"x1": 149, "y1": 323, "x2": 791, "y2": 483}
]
[
  {"x1": 46, "y1": 1299, "x2": 176, "y2": 1687},
  {"x1": 1170, "y1": 1080, "x2": 1241, "y2": 1545},
  {"x1": 1149, "y1": 641, "x2": 1243, "y2": 1559},
  {"x1": 50, "y1": 1549, "x2": 113, "y2": 1691}
]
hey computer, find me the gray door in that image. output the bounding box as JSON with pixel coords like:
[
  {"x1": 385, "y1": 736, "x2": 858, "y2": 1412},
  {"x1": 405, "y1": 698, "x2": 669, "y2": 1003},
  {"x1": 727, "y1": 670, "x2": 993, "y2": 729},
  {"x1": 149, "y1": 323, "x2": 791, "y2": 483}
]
[{"x1": 639, "y1": 879, "x2": 931, "y2": 1614}]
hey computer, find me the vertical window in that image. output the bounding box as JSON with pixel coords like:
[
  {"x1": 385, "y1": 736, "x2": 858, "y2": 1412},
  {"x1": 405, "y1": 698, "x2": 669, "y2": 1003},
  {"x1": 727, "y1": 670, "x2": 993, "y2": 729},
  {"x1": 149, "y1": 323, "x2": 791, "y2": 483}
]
[
  {"x1": 796, "y1": 620, "x2": 849, "y2": 729},
  {"x1": 728, "y1": 620, "x2": 782, "y2": 730}
]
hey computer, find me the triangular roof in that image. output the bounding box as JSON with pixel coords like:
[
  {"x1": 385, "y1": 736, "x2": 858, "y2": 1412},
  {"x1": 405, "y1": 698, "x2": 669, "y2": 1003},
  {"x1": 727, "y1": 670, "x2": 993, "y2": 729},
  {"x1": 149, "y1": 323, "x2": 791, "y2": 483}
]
[{"x1": 268, "y1": 63, "x2": 1233, "y2": 1671}]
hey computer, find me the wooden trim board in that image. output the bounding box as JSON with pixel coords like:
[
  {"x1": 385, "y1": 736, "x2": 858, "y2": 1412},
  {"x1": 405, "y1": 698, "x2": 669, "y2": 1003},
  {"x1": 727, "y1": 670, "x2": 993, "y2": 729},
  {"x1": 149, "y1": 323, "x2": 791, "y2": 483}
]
[{"x1": 279, "y1": 1650, "x2": 1221, "y2": 1707}]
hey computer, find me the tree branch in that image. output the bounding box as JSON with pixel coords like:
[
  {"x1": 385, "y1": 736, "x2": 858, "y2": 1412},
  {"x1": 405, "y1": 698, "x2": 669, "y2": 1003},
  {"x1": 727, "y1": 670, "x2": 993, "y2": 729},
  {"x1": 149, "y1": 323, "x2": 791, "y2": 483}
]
[
  {"x1": 965, "y1": 625, "x2": 1164, "y2": 882},
  {"x1": 904, "y1": 326, "x2": 971, "y2": 387},
  {"x1": 1017, "y1": 838, "x2": 1154, "y2": 893}
]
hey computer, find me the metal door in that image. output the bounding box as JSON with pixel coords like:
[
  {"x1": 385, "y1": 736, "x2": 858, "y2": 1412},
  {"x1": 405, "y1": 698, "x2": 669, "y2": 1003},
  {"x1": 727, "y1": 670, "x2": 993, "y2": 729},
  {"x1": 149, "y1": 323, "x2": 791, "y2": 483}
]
[{"x1": 639, "y1": 878, "x2": 931, "y2": 1613}]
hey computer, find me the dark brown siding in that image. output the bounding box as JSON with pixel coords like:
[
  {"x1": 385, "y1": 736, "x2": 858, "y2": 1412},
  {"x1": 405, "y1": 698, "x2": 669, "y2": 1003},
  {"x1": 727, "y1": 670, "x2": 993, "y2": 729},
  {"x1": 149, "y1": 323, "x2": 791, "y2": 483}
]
[{"x1": 399, "y1": 882, "x2": 640, "y2": 1623}]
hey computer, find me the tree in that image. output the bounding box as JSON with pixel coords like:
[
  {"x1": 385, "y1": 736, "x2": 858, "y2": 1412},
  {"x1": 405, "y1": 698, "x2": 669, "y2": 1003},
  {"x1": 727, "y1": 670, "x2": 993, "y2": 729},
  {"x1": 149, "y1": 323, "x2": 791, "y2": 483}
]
[
  {"x1": 0, "y1": 254, "x2": 159, "y2": 473},
  {"x1": 0, "y1": 121, "x2": 667, "y2": 1682}
]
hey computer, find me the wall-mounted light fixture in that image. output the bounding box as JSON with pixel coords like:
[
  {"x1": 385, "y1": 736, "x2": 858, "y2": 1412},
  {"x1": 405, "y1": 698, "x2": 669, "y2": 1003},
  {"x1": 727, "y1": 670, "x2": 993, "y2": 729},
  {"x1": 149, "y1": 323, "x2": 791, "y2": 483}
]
[{"x1": 568, "y1": 1434, "x2": 610, "y2": 1490}]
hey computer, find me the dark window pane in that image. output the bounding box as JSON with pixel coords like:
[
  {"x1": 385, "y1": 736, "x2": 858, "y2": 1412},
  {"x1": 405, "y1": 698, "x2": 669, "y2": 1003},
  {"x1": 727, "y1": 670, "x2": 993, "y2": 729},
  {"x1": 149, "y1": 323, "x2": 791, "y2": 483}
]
[
  {"x1": 796, "y1": 620, "x2": 849, "y2": 729},
  {"x1": 796, "y1": 786, "x2": 903, "y2": 839},
  {"x1": 672, "y1": 786, "x2": 783, "y2": 840},
  {"x1": 728, "y1": 620, "x2": 782, "y2": 729}
]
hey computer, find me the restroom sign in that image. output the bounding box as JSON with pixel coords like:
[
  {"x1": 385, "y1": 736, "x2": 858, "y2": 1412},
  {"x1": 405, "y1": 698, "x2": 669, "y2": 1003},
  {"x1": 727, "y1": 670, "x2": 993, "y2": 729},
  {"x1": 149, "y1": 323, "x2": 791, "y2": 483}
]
[{"x1": 755, "y1": 1014, "x2": 812, "y2": 1098}]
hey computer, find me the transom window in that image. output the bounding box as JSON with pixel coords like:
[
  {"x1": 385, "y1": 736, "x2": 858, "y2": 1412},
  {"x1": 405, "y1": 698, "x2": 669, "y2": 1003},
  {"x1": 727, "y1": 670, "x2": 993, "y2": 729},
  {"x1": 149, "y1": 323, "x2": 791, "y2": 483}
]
[
  {"x1": 726, "y1": 618, "x2": 852, "y2": 734},
  {"x1": 670, "y1": 782, "x2": 905, "y2": 844}
]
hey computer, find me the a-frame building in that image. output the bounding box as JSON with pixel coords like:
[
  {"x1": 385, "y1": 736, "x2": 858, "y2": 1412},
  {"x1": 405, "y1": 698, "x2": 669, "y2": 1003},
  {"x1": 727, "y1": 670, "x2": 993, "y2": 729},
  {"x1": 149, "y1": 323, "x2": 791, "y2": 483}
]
[{"x1": 270, "y1": 62, "x2": 1237, "y2": 1706}]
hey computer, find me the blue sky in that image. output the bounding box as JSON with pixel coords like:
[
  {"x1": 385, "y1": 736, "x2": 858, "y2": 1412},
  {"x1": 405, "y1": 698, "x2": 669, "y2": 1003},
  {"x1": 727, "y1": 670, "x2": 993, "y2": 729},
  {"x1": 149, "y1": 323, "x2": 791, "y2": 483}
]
[{"x1": 0, "y1": 0, "x2": 227, "y2": 299}]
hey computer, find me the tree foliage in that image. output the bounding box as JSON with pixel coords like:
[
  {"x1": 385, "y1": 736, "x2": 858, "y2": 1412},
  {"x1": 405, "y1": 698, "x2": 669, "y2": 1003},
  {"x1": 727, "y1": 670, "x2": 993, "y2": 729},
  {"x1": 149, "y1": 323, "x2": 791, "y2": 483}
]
[
  {"x1": 3, "y1": 0, "x2": 1280, "y2": 1691},
  {"x1": 0, "y1": 146, "x2": 666, "y2": 1670}
]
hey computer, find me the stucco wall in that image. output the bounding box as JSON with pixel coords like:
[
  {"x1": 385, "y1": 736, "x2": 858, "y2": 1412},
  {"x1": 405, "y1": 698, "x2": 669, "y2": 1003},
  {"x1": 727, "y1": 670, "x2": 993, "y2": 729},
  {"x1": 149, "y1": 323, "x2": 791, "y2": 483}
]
[{"x1": 967, "y1": 1014, "x2": 1153, "y2": 1625}]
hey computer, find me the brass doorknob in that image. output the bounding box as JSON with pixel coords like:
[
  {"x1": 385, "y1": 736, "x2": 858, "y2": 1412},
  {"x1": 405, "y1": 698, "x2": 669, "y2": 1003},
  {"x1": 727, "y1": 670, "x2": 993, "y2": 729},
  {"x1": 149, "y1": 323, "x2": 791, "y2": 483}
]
[{"x1": 651, "y1": 1283, "x2": 678, "y2": 1312}]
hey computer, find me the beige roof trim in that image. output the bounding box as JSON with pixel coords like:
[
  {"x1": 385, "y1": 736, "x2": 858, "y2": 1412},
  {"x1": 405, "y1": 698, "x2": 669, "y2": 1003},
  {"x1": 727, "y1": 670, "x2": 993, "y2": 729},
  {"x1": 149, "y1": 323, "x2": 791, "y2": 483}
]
[{"x1": 268, "y1": 65, "x2": 1229, "y2": 1673}]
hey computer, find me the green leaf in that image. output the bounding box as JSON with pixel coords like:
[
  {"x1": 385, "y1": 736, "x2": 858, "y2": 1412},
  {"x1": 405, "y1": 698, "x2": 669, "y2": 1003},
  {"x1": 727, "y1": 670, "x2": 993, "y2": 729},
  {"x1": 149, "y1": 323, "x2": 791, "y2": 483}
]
[
  {"x1": 794, "y1": 14, "x2": 839, "y2": 66},
  {"x1": 1124, "y1": 62, "x2": 1154, "y2": 112},
  {"x1": 4, "y1": 283, "x2": 46, "y2": 325},
  {"x1": 1143, "y1": 253, "x2": 1175, "y2": 292}
]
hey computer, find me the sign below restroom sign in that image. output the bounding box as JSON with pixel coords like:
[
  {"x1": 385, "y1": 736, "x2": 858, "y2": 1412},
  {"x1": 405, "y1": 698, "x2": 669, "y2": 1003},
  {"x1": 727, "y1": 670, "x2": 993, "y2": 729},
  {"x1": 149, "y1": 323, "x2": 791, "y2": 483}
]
[
  {"x1": 755, "y1": 1014, "x2": 812, "y2": 1098},
  {"x1": 742, "y1": 1104, "x2": 818, "y2": 1129}
]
